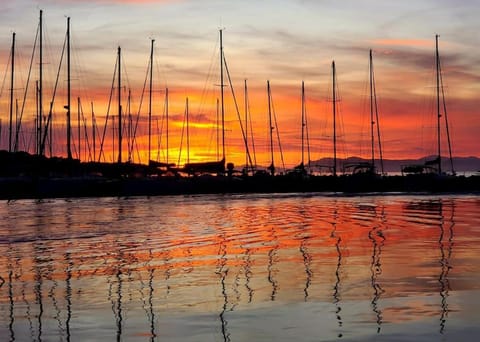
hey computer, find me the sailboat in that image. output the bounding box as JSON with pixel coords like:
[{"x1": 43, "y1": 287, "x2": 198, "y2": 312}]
[
  {"x1": 344, "y1": 49, "x2": 384, "y2": 176},
  {"x1": 402, "y1": 35, "x2": 455, "y2": 176},
  {"x1": 181, "y1": 29, "x2": 226, "y2": 175},
  {"x1": 290, "y1": 81, "x2": 310, "y2": 176}
]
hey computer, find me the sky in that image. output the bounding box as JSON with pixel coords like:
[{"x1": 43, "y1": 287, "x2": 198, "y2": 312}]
[{"x1": 0, "y1": 0, "x2": 478, "y2": 168}]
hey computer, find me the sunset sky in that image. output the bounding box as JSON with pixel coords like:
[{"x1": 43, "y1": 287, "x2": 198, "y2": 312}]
[{"x1": 0, "y1": 0, "x2": 478, "y2": 168}]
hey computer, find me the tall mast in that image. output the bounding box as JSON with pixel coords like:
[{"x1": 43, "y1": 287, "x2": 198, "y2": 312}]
[
  {"x1": 370, "y1": 50, "x2": 384, "y2": 174},
  {"x1": 220, "y1": 29, "x2": 225, "y2": 161},
  {"x1": 66, "y1": 17, "x2": 72, "y2": 159},
  {"x1": 186, "y1": 97, "x2": 190, "y2": 165},
  {"x1": 35, "y1": 80, "x2": 39, "y2": 153},
  {"x1": 369, "y1": 50, "x2": 375, "y2": 168},
  {"x1": 435, "y1": 34, "x2": 442, "y2": 175},
  {"x1": 8, "y1": 32, "x2": 15, "y2": 152},
  {"x1": 77, "y1": 97, "x2": 81, "y2": 160},
  {"x1": 216, "y1": 98, "x2": 220, "y2": 160},
  {"x1": 117, "y1": 46, "x2": 122, "y2": 164},
  {"x1": 244, "y1": 79, "x2": 248, "y2": 171},
  {"x1": 148, "y1": 39, "x2": 154, "y2": 163},
  {"x1": 91, "y1": 102, "x2": 96, "y2": 161},
  {"x1": 332, "y1": 61, "x2": 337, "y2": 177},
  {"x1": 127, "y1": 89, "x2": 131, "y2": 162},
  {"x1": 267, "y1": 80, "x2": 274, "y2": 176},
  {"x1": 166, "y1": 87, "x2": 169, "y2": 165},
  {"x1": 38, "y1": 9, "x2": 43, "y2": 156},
  {"x1": 301, "y1": 81, "x2": 305, "y2": 167}
]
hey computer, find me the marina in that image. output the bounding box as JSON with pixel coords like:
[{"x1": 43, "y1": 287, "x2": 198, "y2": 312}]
[
  {"x1": 1, "y1": 4, "x2": 479, "y2": 341},
  {"x1": 0, "y1": 11, "x2": 478, "y2": 199}
]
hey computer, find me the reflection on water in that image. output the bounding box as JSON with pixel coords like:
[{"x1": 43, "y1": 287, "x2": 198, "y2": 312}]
[
  {"x1": 0, "y1": 194, "x2": 479, "y2": 341},
  {"x1": 331, "y1": 207, "x2": 343, "y2": 338},
  {"x1": 438, "y1": 200, "x2": 454, "y2": 335},
  {"x1": 368, "y1": 206, "x2": 386, "y2": 334}
]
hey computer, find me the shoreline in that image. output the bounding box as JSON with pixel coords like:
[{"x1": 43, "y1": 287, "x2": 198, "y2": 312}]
[{"x1": 1, "y1": 173, "x2": 479, "y2": 200}]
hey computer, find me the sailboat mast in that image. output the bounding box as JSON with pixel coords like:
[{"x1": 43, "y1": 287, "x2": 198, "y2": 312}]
[
  {"x1": 166, "y1": 87, "x2": 169, "y2": 165},
  {"x1": 369, "y1": 50, "x2": 375, "y2": 168},
  {"x1": 35, "y1": 80, "x2": 39, "y2": 153},
  {"x1": 186, "y1": 97, "x2": 190, "y2": 165},
  {"x1": 216, "y1": 98, "x2": 220, "y2": 160},
  {"x1": 371, "y1": 50, "x2": 385, "y2": 174},
  {"x1": 267, "y1": 80, "x2": 274, "y2": 176},
  {"x1": 436, "y1": 34, "x2": 442, "y2": 175},
  {"x1": 91, "y1": 102, "x2": 96, "y2": 161},
  {"x1": 127, "y1": 89, "x2": 132, "y2": 162},
  {"x1": 220, "y1": 29, "x2": 225, "y2": 161},
  {"x1": 301, "y1": 81, "x2": 305, "y2": 166},
  {"x1": 38, "y1": 10, "x2": 43, "y2": 156},
  {"x1": 332, "y1": 61, "x2": 337, "y2": 177},
  {"x1": 117, "y1": 46, "x2": 122, "y2": 164},
  {"x1": 148, "y1": 39, "x2": 154, "y2": 163},
  {"x1": 8, "y1": 32, "x2": 15, "y2": 153},
  {"x1": 66, "y1": 17, "x2": 72, "y2": 159},
  {"x1": 77, "y1": 97, "x2": 81, "y2": 160},
  {"x1": 244, "y1": 79, "x2": 248, "y2": 171}
]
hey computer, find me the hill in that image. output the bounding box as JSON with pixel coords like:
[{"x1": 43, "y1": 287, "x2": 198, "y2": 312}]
[{"x1": 310, "y1": 156, "x2": 480, "y2": 173}]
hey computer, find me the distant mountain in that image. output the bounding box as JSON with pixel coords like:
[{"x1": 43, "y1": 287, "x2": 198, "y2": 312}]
[{"x1": 310, "y1": 156, "x2": 480, "y2": 173}]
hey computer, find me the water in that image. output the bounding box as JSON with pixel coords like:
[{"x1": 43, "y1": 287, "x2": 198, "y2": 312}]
[{"x1": 0, "y1": 193, "x2": 479, "y2": 341}]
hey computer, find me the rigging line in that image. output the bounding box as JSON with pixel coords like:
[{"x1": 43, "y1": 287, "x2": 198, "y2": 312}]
[
  {"x1": 157, "y1": 90, "x2": 167, "y2": 163},
  {"x1": 80, "y1": 100, "x2": 93, "y2": 161},
  {"x1": 129, "y1": 56, "x2": 150, "y2": 162},
  {"x1": 0, "y1": 46, "x2": 11, "y2": 99},
  {"x1": 372, "y1": 57, "x2": 385, "y2": 174},
  {"x1": 40, "y1": 30, "x2": 67, "y2": 155},
  {"x1": 304, "y1": 95, "x2": 312, "y2": 170},
  {"x1": 270, "y1": 90, "x2": 286, "y2": 172},
  {"x1": 98, "y1": 53, "x2": 118, "y2": 162},
  {"x1": 359, "y1": 58, "x2": 370, "y2": 159},
  {"x1": 156, "y1": 117, "x2": 161, "y2": 162},
  {"x1": 177, "y1": 100, "x2": 187, "y2": 167},
  {"x1": 439, "y1": 58, "x2": 455, "y2": 174},
  {"x1": 198, "y1": 39, "x2": 218, "y2": 121},
  {"x1": 335, "y1": 74, "x2": 348, "y2": 166},
  {"x1": 135, "y1": 134, "x2": 142, "y2": 165},
  {"x1": 246, "y1": 84, "x2": 257, "y2": 167},
  {"x1": 223, "y1": 53, "x2": 255, "y2": 168},
  {"x1": 15, "y1": 24, "x2": 39, "y2": 152}
]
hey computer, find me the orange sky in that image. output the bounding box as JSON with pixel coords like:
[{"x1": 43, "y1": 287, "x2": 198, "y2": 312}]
[{"x1": 0, "y1": 1, "x2": 478, "y2": 169}]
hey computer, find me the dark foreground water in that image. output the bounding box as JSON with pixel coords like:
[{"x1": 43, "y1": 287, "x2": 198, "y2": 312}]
[{"x1": 0, "y1": 193, "x2": 479, "y2": 341}]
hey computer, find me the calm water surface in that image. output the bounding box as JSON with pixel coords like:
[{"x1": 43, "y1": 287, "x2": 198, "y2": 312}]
[{"x1": 0, "y1": 193, "x2": 479, "y2": 341}]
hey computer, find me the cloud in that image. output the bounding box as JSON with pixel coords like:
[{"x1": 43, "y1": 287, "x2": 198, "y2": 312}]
[
  {"x1": 44, "y1": 0, "x2": 181, "y2": 4},
  {"x1": 372, "y1": 39, "x2": 432, "y2": 48}
]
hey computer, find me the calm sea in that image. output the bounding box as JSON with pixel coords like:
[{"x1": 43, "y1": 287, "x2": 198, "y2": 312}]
[{"x1": 0, "y1": 193, "x2": 479, "y2": 341}]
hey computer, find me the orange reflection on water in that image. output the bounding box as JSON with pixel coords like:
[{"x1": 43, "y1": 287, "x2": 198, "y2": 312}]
[{"x1": 0, "y1": 195, "x2": 479, "y2": 340}]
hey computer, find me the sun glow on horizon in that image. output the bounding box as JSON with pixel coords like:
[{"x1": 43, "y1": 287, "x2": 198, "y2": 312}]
[{"x1": 0, "y1": 1, "x2": 478, "y2": 167}]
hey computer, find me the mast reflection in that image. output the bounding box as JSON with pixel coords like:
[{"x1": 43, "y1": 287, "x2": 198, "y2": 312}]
[
  {"x1": 65, "y1": 203, "x2": 74, "y2": 342},
  {"x1": 243, "y1": 247, "x2": 254, "y2": 304},
  {"x1": 217, "y1": 234, "x2": 230, "y2": 342},
  {"x1": 298, "y1": 205, "x2": 313, "y2": 302},
  {"x1": 331, "y1": 207, "x2": 343, "y2": 338},
  {"x1": 108, "y1": 248, "x2": 125, "y2": 342},
  {"x1": 8, "y1": 265, "x2": 15, "y2": 342},
  {"x1": 267, "y1": 214, "x2": 279, "y2": 302},
  {"x1": 368, "y1": 206, "x2": 386, "y2": 334},
  {"x1": 147, "y1": 249, "x2": 156, "y2": 341},
  {"x1": 438, "y1": 199, "x2": 455, "y2": 334}
]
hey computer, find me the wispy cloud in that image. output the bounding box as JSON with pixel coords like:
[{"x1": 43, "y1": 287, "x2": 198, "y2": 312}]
[
  {"x1": 44, "y1": 0, "x2": 182, "y2": 4},
  {"x1": 372, "y1": 39, "x2": 432, "y2": 48}
]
